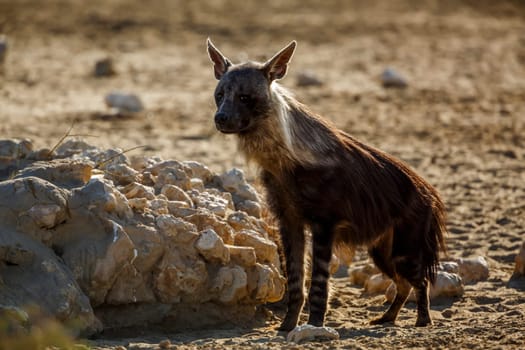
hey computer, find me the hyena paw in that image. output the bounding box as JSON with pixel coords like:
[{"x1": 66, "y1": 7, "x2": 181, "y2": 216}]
[
  {"x1": 415, "y1": 317, "x2": 432, "y2": 327},
  {"x1": 370, "y1": 315, "x2": 396, "y2": 325},
  {"x1": 278, "y1": 317, "x2": 298, "y2": 332}
]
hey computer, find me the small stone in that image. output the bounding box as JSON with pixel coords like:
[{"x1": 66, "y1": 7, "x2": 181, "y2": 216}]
[
  {"x1": 159, "y1": 339, "x2": 171, "y2": 349},
  {"x1": 161, "y1": 184, "x2": 193, "y2": 207},
  {"x1": 150, "y1": 198, "x2": 169, "y2": 215},
  {"x1": 441, "y1": 309, "x2": 454, "y2": 318},
  {"x1": 105, "y1": 92, "x2": 144, "y2": 114},
  {"x1": 296, "y1": 70, "x2": 323, "y2": 87},
  {"x1": 236, "y1": 200, "x2": 261, "y2": 218},
  {"x1": 386, "y1": 271, "x2": 464, "y2": 302},
  {"x1": 212, "y1": 266, "x2": 248, "y2": 304},
  {"x1": 0, "y1": 139, "x2": 33, "y2": 159},
  {"x1": 381, "y1": 67, "x2": 408, "y2": 88},
  {"x1": 364, "y1": 273, "x2": 392, "y2": 295},
  {"x1": 195, "y1": 229, "x2": 230, "y2": 264},
  {"x1": 456, "y1": 256, "x2": 489, "y2": 283},
  {"x1": 349, "y1": 263, "x2": 380, "y2": 286},
  {"x1": 219, "y1": 168, "x2": 259, "y2": 203},
  {"x1": 105, "y1": 163, "x2": 139, "y2": 185},
  {"x1": 128, "y1": 197, "x2": 149, "y2": 211},
  {"x1": 94, "y1": 57, "x2": 116, "y2": 77},
  {"x1": 121, "y1": 182, "x2": 155, "y2": 200},
  {"x1": 234, "y1": 229, "x2": 278, "y2": 264},
  {"x1": 190, "y1": 178, "x2": 205, "y2": 191},
  {"x1": 439, "y1": 261, "x2": 459, "y2": 274},
  {"x1": 182, "y1": 161, "x2": 214, "y2": 183},
  {"x1": 227, "y1": 245, "x2": 256, "y2": 267},
  {"x1": 190, "y1": 190, "x2": 230, "y2": 217},
  {"x1": 286, "y1": 324, "x2": 339, "y2": 343}
]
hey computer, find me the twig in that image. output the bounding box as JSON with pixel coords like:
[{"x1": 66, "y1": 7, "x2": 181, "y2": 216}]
[
  {"x1": 95, "y1": 145, "x2": 148, "y2": 169},
  {"x1": 47, "y1": 122, "x2": 76, "y2": 158}
]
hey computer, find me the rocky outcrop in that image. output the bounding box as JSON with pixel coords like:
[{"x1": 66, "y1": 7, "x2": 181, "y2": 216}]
[{"x1": 0, "y1": 139, "x2": 285, "y2": 334}]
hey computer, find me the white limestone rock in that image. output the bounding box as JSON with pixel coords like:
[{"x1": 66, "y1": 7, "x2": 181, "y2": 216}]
[{"x1": 287, "y1": 324, "x2": 339, "y2": 343}]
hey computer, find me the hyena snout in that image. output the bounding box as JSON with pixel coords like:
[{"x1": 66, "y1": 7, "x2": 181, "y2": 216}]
[
  {"x1": 214, "y1": 111, "x2": 237, "y2": 133},
  {"x1": 214, "y1": 111, "x2": 228, "y2": 127},
  {"x1": 214, "y1": 111, "x2": 249, "y2": 134}
]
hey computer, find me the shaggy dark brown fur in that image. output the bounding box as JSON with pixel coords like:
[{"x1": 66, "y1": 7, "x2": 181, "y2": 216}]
[{"x1": 207, "y1": 39, "x2": 447, "y2": 332}]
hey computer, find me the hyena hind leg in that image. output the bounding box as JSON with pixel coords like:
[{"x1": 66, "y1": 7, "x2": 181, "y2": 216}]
[
  {"x1": 370, "y1": 277, "x2": 411, "y2": 325},
  {"x1": 413, "y1": 279, "x2": 432, "y2": 327},
  {"x1": 395, "y1": 256, "x2": 433, "y2": 327}
]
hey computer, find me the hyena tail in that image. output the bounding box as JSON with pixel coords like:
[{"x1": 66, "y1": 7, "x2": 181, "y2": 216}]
[{"x1": 424, "y1": 195, "x2": 448, "y2": 283}]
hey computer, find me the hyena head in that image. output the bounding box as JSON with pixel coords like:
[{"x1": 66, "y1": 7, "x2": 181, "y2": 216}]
[{"x1": 207, "y1": 38, "x2": 296, "y2": 134}]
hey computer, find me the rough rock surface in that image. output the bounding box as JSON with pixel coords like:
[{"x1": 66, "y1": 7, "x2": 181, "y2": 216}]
[
  {"x1": 0, "y1": 138, "x2": 285, "y2": 334},
  {"x1": 286, "y1": 324, "x2": 340, "y2": 343}
]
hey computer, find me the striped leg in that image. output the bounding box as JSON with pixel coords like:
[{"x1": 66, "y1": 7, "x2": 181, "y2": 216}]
[
  {"x1": 307, "y1": 223, "x2": 334, "y2": 327},
  {"x1": 278, "y1": 221, "x2": 306, "y2": 331},
  {"x1": 414, "y1": 280, "x2": 432, "y2": 326}
]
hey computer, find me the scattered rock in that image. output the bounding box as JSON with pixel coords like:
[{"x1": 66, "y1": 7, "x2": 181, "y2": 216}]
[
  {"x1": 213, "y1": 265, "x2": 248, "y2": 304},
  {"x1": 364, "y1": 273, "x2": 392, "y2": 295},
  {"x1": 94, "y1": 57, "x2": 116, "y2": 77},
  {"x1": 386, "y1": 271, "x2": 464, "y2": 302},
  {"x1": 159, "y1": 339, "x2": 171, "y2": 349},
  {"x1": 456, "y1": 256, "x2": 489, "y2": 283},
  {"x1": 104, "y1": 92, "x2": 144, "y2": 114},
  {"x1": 234, "y1": 229, "x2": 279, "y2": 265},
  {"x1": 381, "y1": 67, "x2": 408, "y2": 88},
  {"x1": 219, "y1": 168, "x2": 260, "y2": 204},
  {"x1": 227, "y1": 245, "x2": 256, "y2": 267},
  {"x1": 0, "y1": 138, "x2": 33, "y2": 159},
  {"x1": 349, "y1": 263, "x2": 380, "y2": 286},
  {"x1": 296, "y1": 70, "x2": 323, "y2": 87},
  {"x1": 286, "y1": 324, "x2": 339, "y2": 343},
  {"x1": 236, "y1": 200, "x2": 262, "y2": 218},
  {"x1": 195, "y1": 229, "x2": 230, "y2": 264}
]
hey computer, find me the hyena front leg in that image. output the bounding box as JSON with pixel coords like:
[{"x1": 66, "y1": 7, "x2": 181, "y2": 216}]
[
  {"x1": 278, "y1": 219, "x2": 306, "y2": 331},
  {"x1": 307, "y1": 222, "x2": 334, "y2": 327}
]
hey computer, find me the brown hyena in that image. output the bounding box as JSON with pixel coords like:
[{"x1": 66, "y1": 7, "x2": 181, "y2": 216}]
[{"x1": 207, "y1": 39, "x2": 447, "y2": 332}]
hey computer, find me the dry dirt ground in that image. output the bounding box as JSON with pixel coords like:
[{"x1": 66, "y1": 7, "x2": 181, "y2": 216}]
[{"x1": 1, "y1": 0, "x2": 525, "y2": 349}]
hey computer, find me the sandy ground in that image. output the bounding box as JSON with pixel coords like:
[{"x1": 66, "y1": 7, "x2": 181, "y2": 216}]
[{"x1": 1, "y1": 0, "x2": 525, "y2": 348}]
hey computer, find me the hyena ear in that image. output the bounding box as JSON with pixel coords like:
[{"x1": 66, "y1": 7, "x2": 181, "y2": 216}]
[
  {"x1": 207, "y1": 38, "x2": 232, "y2": 80},
  {"x1": 262, "y1": 41, "x2": 297, "y2": 81}
]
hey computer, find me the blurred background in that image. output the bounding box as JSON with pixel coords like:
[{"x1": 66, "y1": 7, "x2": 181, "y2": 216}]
[{"x1": 0, "y1": 0, "x2": 524, "y2": 172}]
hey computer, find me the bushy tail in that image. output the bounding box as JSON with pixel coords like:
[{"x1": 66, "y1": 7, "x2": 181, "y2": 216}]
[{"x1": 425, "y1": 192, "x2": 448, "y2": 283}]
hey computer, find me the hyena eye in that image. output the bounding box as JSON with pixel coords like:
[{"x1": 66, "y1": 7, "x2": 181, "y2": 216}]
[{"x1": 239, "y1": 94, "x2": 252, "y2": 103}]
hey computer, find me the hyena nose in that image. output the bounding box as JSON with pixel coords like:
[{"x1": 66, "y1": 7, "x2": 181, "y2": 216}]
[{"x1": 214, "y1": 112, "x2": 228, "y2": 125}]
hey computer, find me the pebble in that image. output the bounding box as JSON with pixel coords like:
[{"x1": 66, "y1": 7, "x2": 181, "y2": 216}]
[
  {"x1": 381, "y1": 67, "x2": 408, "y2": 88},
  {"x1": 286, "y1": 324, "x2": 339, "y2": 343},
  {"x1": 105, "y1": 92, "x2": 144, "y2": 114},
  {"x1": 94, "y1": 57, "x2": 116, "y2": 77},
  {"x1": 456, "y1": 256, "x2": 489, "y2": 284},
  {"x1": 159, "y1": 339, "x2": 171, "y2": 349}
]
